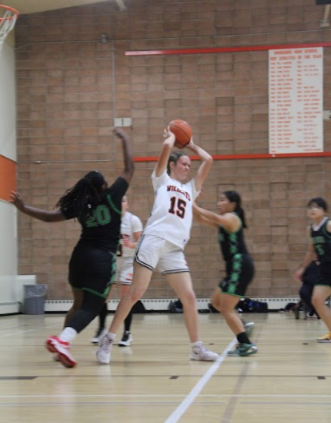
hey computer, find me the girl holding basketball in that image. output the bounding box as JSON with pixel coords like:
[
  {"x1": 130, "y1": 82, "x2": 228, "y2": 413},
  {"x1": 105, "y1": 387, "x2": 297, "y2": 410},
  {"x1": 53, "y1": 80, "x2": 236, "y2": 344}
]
[
  {"x1": 193, "y1": 191, "x2": 257, "y2": 357},
  {"x1": 97, "y1": 125, "x2": 219, "y2": 364}
]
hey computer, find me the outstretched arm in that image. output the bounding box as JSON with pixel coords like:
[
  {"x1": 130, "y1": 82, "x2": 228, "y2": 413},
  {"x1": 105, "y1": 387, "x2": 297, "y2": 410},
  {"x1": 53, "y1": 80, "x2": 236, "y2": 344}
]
[
  {"x1": 193, "y1": 203, "x2": 239, "y2": 232},
  {"x1": 193, "y1": 205, "x2": 218, "y2": 229},
  {"x1": 115, "y1": 128, "x2": 135, "y2": 184},
  {"x1": 185, "y1": 140, "x2": 213, "y2": 191},
  {"x1": 10, "y1": 191, "x2": 65, "y2": 222},
  {"x1": 155, "y1": 127, "x2": 176, "y2": 177}
]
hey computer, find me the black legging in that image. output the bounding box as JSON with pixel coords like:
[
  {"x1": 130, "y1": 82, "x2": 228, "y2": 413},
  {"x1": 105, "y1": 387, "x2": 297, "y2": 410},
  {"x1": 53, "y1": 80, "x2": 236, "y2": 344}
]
[
  {"x1": 68, "y1": 291, "x2": 106, "y2": 333},
  {"x1": 299, "y1": 284, "x2": 318, "y2": 315}
]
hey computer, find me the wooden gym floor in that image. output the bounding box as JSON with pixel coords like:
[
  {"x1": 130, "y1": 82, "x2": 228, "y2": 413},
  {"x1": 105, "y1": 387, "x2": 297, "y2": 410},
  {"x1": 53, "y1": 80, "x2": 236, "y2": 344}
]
[{"x1": 0, "y1": 312, "x2": 330, "y2": 423}]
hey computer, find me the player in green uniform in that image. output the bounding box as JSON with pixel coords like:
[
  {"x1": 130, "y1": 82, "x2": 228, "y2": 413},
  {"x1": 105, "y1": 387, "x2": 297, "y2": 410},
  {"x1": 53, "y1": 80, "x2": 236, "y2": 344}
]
[
  {"x1": 294, "y1": 197, "x2": 331, "y2": 343},
  {"x1": 193, "y1": 191, "x2": 257, "y2": 357}
]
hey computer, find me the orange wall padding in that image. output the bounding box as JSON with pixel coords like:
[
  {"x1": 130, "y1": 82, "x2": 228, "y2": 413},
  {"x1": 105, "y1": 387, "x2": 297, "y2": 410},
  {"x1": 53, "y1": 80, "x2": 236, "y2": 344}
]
[{"x1": 0, "y1": 155, "x2": 16, "y2": 202}]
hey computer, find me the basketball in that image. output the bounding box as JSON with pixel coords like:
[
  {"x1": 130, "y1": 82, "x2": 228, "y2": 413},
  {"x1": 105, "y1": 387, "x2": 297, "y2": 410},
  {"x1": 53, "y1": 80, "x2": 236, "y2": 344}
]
[{"x1": 169, "y1": 120, "x2": 192, "y2": 148}]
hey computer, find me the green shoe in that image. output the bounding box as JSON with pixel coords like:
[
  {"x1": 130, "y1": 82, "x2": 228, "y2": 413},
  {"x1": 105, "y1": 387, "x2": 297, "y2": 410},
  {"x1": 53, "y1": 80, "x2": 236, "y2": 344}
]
[{"x1": 228, "y1": 343, "x2": 258, "y2": 357}]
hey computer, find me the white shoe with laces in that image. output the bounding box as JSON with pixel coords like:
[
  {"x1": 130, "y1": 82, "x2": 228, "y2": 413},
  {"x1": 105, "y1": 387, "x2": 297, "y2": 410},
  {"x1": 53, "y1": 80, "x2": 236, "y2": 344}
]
[
  {"x1": 189, "y1": 341, "x2": 219, "y2": 361},
  {"x1": 96, "y1": 334, "x2": 113, "y2": 364}
]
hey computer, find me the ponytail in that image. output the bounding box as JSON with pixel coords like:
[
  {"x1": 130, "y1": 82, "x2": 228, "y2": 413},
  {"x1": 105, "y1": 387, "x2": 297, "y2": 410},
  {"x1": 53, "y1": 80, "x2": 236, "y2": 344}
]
[
  {"x1": 235, "y1": 206, "x2": 247, "y2": 229},
  {"x1": 223, "y1": 190, "x2": 247, "y2": 229}
]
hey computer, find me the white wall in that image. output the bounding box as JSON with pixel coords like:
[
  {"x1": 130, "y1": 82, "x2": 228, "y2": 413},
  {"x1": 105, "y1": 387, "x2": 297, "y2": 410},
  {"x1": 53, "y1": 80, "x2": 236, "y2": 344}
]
[
  {"x1": 0, "y1": 38, "x2": 18, "y2": 313},
  {"x1": 0, "y1": 40, "x2": 16, "y2": 161}
]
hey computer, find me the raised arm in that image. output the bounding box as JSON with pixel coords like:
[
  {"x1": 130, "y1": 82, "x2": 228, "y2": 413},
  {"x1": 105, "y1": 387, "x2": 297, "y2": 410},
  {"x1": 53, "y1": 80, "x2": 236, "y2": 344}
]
[
  {"x1": 10, "y1": 191, "x2": 66, "y2": 222},
  {"x1": 185, "y1": 140, "x2": 213, "y2": 191},
  {"x1": 115, "y1": 128, "x2": 135, "y2": 184},
  {"x1": 154, "y1": 127, "x2": 176, "y2": 177},
  {"x1": 193, "y1": 203, "x2": 240, "y2": 232}
]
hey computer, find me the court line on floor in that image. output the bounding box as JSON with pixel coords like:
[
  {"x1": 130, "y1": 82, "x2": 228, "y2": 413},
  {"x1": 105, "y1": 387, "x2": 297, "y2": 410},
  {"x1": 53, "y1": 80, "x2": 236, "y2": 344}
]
[
  {"x1": 0, "y1": 324, "x2": 60, "y2": 338},
  {"x1": 163, "y1": 338, "x2": 237, "y2": 423},
  {"x1": 0, "y1": 394, "x2": 330, "y2": 399}
]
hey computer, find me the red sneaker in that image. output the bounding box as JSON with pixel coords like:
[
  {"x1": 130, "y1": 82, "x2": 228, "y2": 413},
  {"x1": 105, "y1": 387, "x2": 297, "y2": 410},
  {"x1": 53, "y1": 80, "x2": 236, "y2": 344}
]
[{"x1": 45, "y1": 336, "x2": 77, "y2": 368}]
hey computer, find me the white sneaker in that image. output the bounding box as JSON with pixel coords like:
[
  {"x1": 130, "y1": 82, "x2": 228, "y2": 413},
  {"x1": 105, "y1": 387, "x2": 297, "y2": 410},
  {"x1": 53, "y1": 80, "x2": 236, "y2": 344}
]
[
  {"x1": 96, "y1": 334, "x2": 113, "y2": 364},
  {"x1": 189, "y1": 342, "x2": 219, "y2": 361},
  {"x1": 118, "y1": 331, "x2": 133, "y2": 347},
  {"x1": 90, "y1": 328, "x2": 107, "y2": 345}
]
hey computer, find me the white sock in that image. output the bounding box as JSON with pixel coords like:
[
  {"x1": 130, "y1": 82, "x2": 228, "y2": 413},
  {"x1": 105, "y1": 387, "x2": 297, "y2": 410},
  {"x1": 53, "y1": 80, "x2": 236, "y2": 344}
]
[
  {"x1": 59, "y1": 327, "x2": 77, "y2": 344},
  {"x1": 191, "y1": 341, "x2": 202, "y2": 348},
  {"x1": 107, "y1": 332, "x2": 116, "y2": 341}
]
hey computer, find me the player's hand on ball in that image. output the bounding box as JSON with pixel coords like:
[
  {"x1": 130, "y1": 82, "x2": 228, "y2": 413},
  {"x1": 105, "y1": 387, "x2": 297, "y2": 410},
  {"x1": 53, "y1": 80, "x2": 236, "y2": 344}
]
[{"x1": 163, "y1": 126, "x2": 175, "y2": 139}]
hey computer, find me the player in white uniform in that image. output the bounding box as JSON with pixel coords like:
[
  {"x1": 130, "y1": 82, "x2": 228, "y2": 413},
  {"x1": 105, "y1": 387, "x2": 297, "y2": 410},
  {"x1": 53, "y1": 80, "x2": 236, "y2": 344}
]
[
  {"x1": 97, "y1": 126, "x2": 219, "y2": 364},
  {"x1": 91, "y1": 195, "x2": 143, "y2": 346}
]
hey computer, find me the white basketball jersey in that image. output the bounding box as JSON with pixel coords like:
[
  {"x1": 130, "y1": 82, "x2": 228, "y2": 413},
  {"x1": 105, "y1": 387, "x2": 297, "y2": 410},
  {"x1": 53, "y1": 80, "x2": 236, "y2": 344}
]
[
  {"x1": 120, "y1": 211, "x2": 143, "y2": 258},
  {"x1": 143, "y1": 169, "x2": 199, "y2": 250}
]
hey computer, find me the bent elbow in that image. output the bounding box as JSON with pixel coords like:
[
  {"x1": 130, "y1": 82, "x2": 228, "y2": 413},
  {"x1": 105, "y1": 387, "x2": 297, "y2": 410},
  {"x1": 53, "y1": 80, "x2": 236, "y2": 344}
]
[{"x1": 207, "y1": 155, "x2": 213, "y2": 165}]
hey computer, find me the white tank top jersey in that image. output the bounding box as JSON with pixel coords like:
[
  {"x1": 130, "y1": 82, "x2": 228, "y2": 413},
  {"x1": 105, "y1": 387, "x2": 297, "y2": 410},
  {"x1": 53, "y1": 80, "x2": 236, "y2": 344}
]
[
  {"x1": 120, "y1": 211, "x2": 143, "y2": 258},
  {"x1": 143, "y1": 169, "x2": 199, "y2": 250}
]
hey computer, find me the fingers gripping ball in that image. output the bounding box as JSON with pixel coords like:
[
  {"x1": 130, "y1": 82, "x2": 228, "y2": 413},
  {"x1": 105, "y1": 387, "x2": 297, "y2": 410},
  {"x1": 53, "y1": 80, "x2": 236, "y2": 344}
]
[{"x1": 169, "y1": 120, "x2": 192, "y2": 149}]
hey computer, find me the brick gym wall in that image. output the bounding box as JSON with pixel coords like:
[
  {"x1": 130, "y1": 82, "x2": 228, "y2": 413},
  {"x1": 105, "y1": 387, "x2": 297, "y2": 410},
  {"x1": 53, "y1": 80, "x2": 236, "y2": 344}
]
[{"x1": 15, "y1": 0, "x2": 331, "y2": 300}]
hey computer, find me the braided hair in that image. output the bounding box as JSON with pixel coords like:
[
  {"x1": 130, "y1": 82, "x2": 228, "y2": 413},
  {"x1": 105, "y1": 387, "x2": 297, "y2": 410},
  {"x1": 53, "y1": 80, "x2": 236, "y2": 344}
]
[
  {"x1": 56, "y1": 171, "x2": 106, "y2": 219},
  {"x1": 223, "y1": 191, "x2": 247, "y2": 229}
]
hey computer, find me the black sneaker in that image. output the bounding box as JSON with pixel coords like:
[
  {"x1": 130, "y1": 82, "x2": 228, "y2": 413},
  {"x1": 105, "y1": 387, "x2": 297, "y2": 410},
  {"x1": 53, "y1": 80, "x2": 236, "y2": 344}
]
[{"x1": 118, "y1": 331, "x2": 133, "y2": 347}]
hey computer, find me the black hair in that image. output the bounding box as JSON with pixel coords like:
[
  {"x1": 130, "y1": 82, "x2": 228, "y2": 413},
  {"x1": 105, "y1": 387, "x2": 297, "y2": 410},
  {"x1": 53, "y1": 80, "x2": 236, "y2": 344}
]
[
  {"x1": 223, "y1": 190, "x2": 247, "y2": 229},
  {"x1": 307, "y1": 197, "x2": 328, "y2": 212},
  {"x1": 56, "y1": 170, "x2": 106, "y2": 218},
  {"x1": 167, "y1": 152, "x2": 186, "y2": 175}
]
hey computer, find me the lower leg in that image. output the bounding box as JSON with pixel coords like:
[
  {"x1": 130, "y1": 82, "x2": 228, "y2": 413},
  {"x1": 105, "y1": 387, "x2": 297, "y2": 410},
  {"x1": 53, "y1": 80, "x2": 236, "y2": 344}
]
[
  {"x1": 166, "y1": 273, "x2": 199, "y2": 343},
  {"x1": 124, "y1": 309, "x2": 133, "y2": 332},
  {"x1": 299, "y1": 284, "x2": 314, "y2": 311},
  {"x1": 313, "y1": 302, "x2": 331, "y2": 331},
  {"x1": 312, "y1": 286, "x2": 331, "y2": 332},
  {"x1": 61, "y1": 292, "x2": 106, "y2": 343},
  {"x1": 98, "y1": 302, "x2": 108, "y2": 330},
  {"x1": 64, "y1": 288, "x2": 83, "y2": 328},
  {"x1": 216, "y1": 292, "x2": 253, "y2": 344},
  {"x1": 108, "y1": 264, "x2": 151, "y2": 336},
  {"x1": 182, "y1": 300, "x2": 199, "y2": 343},
  {"x1": 108, "y1": 293, "x2": 137, "y2": 335},
  {"x1": 121, "y1": 284, "x2": 133, "y2": 333}
]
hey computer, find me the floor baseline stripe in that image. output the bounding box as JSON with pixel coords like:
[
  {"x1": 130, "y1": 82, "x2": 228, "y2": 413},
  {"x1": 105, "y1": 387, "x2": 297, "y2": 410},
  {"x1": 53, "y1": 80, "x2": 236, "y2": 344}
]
[{"x1": 163, "y1": 338, "x2": 237, "y2": 423}]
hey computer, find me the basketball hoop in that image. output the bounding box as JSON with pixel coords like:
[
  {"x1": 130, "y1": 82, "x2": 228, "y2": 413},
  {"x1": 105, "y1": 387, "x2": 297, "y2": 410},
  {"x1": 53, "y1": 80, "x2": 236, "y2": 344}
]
[{"x1": 0, "y1": 4, "x2": 19, "y2": 56}]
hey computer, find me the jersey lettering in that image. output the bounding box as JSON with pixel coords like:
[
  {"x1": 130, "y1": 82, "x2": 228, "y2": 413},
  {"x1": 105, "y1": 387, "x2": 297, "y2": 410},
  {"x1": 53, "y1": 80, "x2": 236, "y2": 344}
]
[
  {"x1": 168, "y1": 196, "x2": 187, "y2": 219},
  {"x1": 85, "y1": 205, "x2": 112, "y2": 228}
]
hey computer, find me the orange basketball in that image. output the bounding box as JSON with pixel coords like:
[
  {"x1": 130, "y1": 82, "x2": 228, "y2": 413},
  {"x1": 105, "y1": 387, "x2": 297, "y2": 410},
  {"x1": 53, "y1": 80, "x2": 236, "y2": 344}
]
[{"x1": 169, "y1": 120, "x2": 192, "y2": 149}]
